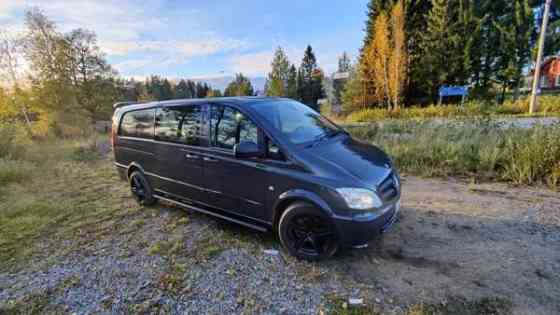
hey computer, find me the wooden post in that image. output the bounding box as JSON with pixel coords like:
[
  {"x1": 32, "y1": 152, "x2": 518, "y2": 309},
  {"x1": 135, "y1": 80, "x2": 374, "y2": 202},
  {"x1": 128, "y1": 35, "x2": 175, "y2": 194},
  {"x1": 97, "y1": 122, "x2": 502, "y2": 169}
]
[{"x1": 530, "y1": 0, "x2": 552, "y2": 114}]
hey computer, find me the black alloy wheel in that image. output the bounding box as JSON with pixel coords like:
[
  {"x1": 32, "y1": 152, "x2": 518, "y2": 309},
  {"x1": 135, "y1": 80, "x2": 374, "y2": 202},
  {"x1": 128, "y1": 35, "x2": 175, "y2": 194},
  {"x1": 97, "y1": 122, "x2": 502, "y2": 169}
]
[
  {"x1": 129, "y1": 171, "x2": 156, "y2": 205},
  {"x1": 279, "y1": 202, "x2": 339, "y2": 261}
]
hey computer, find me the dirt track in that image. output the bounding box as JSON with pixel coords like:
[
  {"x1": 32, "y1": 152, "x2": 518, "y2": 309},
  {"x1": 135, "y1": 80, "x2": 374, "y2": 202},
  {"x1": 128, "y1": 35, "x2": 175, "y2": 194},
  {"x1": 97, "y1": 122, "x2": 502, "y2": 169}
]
[
  {"x1": 1, "y1": 172, "x2": 559, "y2": 314},
  {"x1": 328, "y1": 176, "x2": 560, "y2": 314}
]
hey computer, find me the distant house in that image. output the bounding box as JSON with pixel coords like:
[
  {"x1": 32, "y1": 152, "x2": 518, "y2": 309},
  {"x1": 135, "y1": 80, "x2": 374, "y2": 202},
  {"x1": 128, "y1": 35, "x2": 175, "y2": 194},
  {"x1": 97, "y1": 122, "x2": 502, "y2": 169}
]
[
  {"x1": 331, "y1": 71, "x2": 350, "y2": 113},
  {"x1": 528, "y1": 56, "x2": 560, "y2": 93}
]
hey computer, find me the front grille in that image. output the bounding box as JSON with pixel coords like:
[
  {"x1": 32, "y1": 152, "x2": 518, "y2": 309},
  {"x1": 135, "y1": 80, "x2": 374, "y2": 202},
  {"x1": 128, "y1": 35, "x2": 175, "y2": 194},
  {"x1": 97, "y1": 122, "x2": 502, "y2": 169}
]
[{"x1": 378, "y1": 172, "x2": 398, "y2": 202}]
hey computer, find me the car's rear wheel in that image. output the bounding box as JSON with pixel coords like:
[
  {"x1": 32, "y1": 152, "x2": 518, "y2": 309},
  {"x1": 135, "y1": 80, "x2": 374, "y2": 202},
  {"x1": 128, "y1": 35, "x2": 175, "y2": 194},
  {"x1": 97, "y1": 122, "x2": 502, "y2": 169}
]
[
  {"x1": 278, "y1": 202, "x2": 339, "y2": 261},
  {"x1": 129, "y1": 170, "x2": 156, "y2": 206}
]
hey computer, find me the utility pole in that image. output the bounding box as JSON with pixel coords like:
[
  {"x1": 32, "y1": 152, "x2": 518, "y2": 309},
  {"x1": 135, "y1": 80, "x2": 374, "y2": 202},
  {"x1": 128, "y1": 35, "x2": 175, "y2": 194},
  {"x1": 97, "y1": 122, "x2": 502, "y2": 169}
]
[{"x1": 530, "y1": 0, "x2": 552, "y2": 114}]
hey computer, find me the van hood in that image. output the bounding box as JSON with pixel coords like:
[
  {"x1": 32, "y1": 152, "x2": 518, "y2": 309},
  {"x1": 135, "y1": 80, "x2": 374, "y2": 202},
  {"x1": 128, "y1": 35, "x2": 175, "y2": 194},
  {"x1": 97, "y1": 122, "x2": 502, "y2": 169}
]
[{"x1": 304, "y1": 135, "x2": 392, "y2": 187}]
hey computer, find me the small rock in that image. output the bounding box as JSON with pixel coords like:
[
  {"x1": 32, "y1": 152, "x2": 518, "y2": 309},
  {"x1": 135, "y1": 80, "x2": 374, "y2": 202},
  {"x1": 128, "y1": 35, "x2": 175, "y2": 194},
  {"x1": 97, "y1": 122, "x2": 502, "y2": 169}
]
[
  {"x1": 375, "y1": 298, "x2": 381, "y2": 303},
  {"x1": 263, "y1": 249, "x2": 279, "y2": 256},
  {"x1": 349, "y1": 298, "x2": 363, "y2": 305}
]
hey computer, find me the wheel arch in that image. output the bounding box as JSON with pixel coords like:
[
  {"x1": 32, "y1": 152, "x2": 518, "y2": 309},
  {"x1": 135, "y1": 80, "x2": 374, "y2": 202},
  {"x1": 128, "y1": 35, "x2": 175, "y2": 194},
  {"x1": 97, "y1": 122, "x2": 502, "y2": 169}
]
[
  {"x1": 272, "y1": 189, "x2": 334, "y2": 230},
  {"x1": 126, "y1": 162, "x2": 146, "y2": 179}
]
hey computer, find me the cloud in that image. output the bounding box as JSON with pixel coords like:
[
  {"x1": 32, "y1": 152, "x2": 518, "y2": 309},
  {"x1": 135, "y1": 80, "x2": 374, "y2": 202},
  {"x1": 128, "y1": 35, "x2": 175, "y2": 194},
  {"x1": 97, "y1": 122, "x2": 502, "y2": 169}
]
[
  {"x1": 0, "y1": 0, "x2": 251, "y2": 76},
  {"x1": 103, "y1": 38, "x2": 247, "y2": 58},
  {"x1": 229, "y1": 47, "x2": 303, "y2": 76},
  {"x1": 230, "y1": 51, "x2": 274, "y2": 76}
]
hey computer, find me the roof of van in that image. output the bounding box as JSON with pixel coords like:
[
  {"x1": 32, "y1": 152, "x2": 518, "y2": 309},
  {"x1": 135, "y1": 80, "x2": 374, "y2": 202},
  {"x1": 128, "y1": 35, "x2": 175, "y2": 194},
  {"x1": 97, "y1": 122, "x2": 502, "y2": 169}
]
[{"x1": 114, "y1": 97, "x2": 289, "y2": 112}]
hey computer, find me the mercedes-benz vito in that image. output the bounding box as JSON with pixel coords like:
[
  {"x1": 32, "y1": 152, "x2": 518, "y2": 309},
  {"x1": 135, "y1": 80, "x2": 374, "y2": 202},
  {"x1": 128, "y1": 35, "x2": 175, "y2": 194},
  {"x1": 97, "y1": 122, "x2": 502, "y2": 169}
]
[{"x1": 112, "y1": 97, "x2": 400, "y2": 260}]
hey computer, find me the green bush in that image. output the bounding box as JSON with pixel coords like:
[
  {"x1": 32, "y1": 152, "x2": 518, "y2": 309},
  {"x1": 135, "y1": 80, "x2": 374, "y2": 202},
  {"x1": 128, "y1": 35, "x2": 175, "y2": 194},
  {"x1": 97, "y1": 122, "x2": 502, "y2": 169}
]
[
  {"x1": 348, "y1": 120, "x2": 560, "y2": 188},
  {"x1": 0, "y1": 123, "x2": 30, "y2": 159}
]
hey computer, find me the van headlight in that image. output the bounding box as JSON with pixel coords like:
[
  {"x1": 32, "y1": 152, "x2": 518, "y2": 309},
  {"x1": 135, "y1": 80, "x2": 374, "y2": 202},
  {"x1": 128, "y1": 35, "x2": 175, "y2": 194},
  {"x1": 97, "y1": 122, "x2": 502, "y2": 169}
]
[{"x1": 336, "y1": 188, "x2": 383, "y2": 210}]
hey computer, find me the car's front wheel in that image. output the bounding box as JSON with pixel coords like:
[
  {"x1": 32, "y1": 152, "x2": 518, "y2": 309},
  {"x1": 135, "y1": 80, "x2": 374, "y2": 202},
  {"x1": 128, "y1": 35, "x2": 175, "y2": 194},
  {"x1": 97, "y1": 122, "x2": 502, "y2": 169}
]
[{"x1": 278, "y1": 202, "x2": 339, "y2": 261}]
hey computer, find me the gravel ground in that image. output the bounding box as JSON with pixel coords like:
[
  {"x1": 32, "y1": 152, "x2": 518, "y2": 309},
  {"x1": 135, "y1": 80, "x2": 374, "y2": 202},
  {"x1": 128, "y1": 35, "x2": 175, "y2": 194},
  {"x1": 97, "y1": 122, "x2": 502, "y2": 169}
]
[{"x1": 1, "y1": 175, "x2": 559, "y2": 314}]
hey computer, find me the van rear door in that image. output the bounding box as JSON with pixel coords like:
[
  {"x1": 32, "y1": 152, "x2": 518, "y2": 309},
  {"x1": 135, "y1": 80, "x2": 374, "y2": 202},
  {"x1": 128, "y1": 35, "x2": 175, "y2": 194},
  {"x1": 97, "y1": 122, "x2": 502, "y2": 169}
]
[{"x1": 153, "y1": 104, "x2": 206, "y2": 203}]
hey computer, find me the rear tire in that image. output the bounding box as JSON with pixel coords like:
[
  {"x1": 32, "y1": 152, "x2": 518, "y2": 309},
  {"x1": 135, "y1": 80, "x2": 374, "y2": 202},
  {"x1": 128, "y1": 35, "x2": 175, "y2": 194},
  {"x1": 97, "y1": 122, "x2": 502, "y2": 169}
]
[
  {"x1": 129, "y1": 171, "x2": 156, "y2": 206},
  {"x1": 278, "y1": 202, "x2": 339, "y2": 261}
]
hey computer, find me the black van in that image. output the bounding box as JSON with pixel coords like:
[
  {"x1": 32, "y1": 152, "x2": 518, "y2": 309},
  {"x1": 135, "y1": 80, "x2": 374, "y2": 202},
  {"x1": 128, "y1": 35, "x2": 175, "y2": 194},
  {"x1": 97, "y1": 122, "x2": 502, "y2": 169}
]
[{"x1": 112, "y1": 97, "x2": 400, "y2": 260}]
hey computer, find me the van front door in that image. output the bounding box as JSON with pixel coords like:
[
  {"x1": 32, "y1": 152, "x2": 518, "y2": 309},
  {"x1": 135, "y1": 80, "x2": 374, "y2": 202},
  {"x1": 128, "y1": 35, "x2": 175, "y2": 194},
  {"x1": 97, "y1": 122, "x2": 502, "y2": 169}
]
[{"x1": 203, "y1": 105, "x2": 267, "y2": 222}]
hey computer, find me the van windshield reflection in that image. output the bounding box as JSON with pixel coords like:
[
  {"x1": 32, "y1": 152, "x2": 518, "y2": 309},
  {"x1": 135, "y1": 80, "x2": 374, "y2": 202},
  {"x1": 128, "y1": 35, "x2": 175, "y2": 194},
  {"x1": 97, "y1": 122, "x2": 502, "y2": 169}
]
[{"x1": 250, "y1": 100, "x2": 341, "y2": 145}]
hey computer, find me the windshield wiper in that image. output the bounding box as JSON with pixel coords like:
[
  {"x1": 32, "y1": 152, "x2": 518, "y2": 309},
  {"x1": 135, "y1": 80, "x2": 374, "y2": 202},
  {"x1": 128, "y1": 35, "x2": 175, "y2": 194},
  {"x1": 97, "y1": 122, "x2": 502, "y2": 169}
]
[
  {"x1": 305, "y1": 133, "x2": 329, "y2": 148},
  {"x1": 327, "y1": 129, "x2": 347, "y2": 138}
]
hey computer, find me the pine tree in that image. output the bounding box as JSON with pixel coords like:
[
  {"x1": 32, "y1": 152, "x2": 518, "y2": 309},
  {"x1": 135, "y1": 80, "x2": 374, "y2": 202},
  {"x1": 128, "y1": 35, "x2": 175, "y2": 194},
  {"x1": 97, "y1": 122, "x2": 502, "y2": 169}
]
[
  {"x1": 175, "y1": 79, "x2": 189, "y2": 99},
  {"x1": 286, "y1": 65, "x2": 298, "y2": 99},
  {"x1": 206, "y1": 89, "x2": 222, "y2": 97},
  {"x1": 418, "y1": 0, "x2": 452, "y2": 101},
  {"x1": 341, "y1": 66, "x2": 364, "y2": 112},
  {"x1": 338, "y1": 52, "x2": 352, "y2": 72},
  {"x1": 161, "y1": 78, "x2": 173, "y2": 100},
  {"x1": 266, "y1": 47, "x2": 290, "y2": 96},
  {"x1": 224, "y1": 73, "x2": 254, "y2": 96},
  {"x1": 495, "y1": 0, "x2": 534, "y2": 101},
  {"x1": 195, "y1": 82, "x2": 208, "y2": 98},
  {"x1": 298, "y1": 45, "x2": 323, "y2": 109},
  {"x1": 186, "y1": 80, "x2": 196, "y2": 99}
]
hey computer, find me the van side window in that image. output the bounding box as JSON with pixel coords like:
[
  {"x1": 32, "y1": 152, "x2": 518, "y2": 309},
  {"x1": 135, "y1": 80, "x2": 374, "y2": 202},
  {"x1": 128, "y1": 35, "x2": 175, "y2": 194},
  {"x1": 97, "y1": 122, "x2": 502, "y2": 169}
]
[
  {"x1": 155, "y1": 105, "x2": 202, "y2": 146},
  {"x1": 210, "y1": 105, "x2": 258, "y2": 150},
  {"x1": 119, "y1": 109, "x2": 154, "y2": 139}
]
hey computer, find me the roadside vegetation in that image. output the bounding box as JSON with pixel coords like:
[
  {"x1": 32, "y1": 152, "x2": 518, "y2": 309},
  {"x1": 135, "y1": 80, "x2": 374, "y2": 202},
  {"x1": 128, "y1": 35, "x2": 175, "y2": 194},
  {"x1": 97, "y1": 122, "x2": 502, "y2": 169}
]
[
  {"x1": 341, "y1": 95, "x2": 560, "y2": 123},
  {"x1": 0, "y1": 124, "x2": 135, "y2": 270},
  {"x1": 348, "y1": 119, "x2": 560, "y2": 189}
]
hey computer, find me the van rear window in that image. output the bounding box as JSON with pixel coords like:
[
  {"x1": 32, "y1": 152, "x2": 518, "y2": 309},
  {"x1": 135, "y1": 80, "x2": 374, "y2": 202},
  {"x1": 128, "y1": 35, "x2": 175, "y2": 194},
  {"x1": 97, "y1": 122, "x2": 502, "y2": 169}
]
[
  {"x1": 119, "y1": 109, "x2": 155, "y2": 139},
  {"x1": 155, "y1": 105, "x2": 202, "y2": 146}
]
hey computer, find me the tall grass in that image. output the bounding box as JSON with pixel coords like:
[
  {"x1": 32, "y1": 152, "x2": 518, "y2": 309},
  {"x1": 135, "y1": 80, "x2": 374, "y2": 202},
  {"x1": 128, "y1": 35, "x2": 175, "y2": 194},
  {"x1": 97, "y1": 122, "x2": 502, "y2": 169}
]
[
  {"x1": 345, "y1": 95, "x2": 560, "y2": 122},
  {"x1": 348, "y1": 120, "x2": 560, "y2": 188},
  {"x1": 0, "y1": 124, "x2": 125, "y2": 269}
]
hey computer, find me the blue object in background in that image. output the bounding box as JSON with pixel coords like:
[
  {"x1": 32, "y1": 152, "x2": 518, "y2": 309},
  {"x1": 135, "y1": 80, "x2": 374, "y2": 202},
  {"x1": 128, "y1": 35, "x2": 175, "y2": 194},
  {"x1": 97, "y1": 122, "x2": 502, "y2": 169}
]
[
  {"x1": 439, "y1": 86, "x2": 469, "y2": 97},
  {"x1": 439, "y1": 86, "x2": 469, "y2": 105}
]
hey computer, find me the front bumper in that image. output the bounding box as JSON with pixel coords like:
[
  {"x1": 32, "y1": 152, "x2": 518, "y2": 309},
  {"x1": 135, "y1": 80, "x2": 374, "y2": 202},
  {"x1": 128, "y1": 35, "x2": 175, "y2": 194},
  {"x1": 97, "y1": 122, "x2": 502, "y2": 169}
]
[{"x1": 332, "y1": 200, "x2": 400, "y2": 247}]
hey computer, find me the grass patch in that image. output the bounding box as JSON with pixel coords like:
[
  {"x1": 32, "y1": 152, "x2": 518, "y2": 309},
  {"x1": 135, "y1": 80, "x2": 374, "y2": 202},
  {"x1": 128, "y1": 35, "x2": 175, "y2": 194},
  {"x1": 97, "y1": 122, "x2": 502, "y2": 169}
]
[
  {"x1": 0, "y1": 132, "x2": 138, "y2": 271},
  {"x1": 322, "y1": 294, "x2": 380, "y2": 315},
  {"x1": 348, "y1": 120, "x2": 560, "y2": 189},
  {"x1": 344, "y1": 95, "x2": 560, "y2": 123},
  {"x1": 322, "y1": 295, "x2": 512, "y2": 315},
  {"x1": 0, "y1": 159, "x2": 36, "y2": 185},
  {"x1": 0, "y1": 291, "x2": 65, "y2": 315},
  {"x1": 406, "y1": 297, "x2": 512, "y2": 315}
]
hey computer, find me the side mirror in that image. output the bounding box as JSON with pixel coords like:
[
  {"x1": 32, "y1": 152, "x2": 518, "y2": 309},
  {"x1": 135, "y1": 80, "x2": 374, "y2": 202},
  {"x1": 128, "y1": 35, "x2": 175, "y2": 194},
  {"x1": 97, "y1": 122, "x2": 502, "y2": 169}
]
[{"x1": 234, "y1": 141, "x2": 261, "y2": 158}]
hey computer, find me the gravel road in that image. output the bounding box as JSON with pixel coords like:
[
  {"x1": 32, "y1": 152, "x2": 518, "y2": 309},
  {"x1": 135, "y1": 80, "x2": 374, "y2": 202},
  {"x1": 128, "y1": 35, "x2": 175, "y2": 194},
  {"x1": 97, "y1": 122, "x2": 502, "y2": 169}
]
[{"x1": 1, "y1": 175, "x2": 559, "y2": 314}]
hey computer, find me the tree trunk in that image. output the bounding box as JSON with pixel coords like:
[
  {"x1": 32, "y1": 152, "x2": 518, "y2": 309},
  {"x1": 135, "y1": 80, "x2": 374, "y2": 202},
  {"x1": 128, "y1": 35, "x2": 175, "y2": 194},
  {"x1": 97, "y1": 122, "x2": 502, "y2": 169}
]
[{"x1": 500, "y1": 83, "x2": 507, "y2": 104}]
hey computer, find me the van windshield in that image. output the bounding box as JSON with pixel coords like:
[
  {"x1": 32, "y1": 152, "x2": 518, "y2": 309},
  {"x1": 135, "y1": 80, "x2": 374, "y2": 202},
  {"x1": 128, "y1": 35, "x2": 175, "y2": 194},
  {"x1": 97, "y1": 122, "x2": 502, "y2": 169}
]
[{"x1": 250, "y1": 100, "x2": 342, "y2": 145}]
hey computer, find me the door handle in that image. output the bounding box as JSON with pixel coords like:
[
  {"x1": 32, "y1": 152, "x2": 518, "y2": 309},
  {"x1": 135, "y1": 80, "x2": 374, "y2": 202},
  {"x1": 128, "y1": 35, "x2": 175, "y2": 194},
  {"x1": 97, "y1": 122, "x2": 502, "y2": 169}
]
[
  {"x1": 203, "y1": 157, "x2": 219, "y2": 162},
  {"x1": 185, "y1": 153, "x2": 199, "y2": 159}
]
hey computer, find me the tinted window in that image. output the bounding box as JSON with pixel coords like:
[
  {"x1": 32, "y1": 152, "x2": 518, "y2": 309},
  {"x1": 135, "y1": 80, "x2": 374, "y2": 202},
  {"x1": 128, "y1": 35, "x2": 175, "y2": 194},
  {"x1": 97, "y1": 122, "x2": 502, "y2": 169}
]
[
  {"x1": 210, "y1": 105, "x2": 258, "y2": 150},
  {"x1": 119, "y1": 109, "x2": 154, "y2": 138},
  {"x1": 155, "y1": 105, "x2": 202, "y2": 146},
  {"x1": 249, "y1": 100, "x2": 340, "y2": 145}
]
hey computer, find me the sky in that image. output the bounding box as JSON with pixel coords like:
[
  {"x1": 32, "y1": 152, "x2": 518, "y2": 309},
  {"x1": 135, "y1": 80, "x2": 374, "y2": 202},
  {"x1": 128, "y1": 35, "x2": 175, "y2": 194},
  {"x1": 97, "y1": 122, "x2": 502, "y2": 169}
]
[{"x1": 0, "y1": 0, "x2": 369, "y2": 81}]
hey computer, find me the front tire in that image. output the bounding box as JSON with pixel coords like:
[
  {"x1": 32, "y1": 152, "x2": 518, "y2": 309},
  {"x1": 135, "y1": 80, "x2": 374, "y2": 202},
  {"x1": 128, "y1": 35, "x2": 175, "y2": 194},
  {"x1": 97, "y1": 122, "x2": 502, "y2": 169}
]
[
  {"x1": 278, "y1": 202, "x2": 339, "y2": 261},
  {"x1": 129, "y1": 170, "x2": 156, "y2": 206}
]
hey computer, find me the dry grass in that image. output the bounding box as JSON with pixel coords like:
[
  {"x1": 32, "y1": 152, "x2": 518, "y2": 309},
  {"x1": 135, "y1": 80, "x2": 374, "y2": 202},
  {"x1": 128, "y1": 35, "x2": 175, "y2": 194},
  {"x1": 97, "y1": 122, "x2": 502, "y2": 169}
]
[
  {"x1": 0, "y1": 133, "x2": 141, "y2": 271},
  {"x1": 344, "y1": 95, "x2": 560, "y2": 123},
  {"x1": 348, "y1": 120, "x2": 560, "y2": 189}
]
